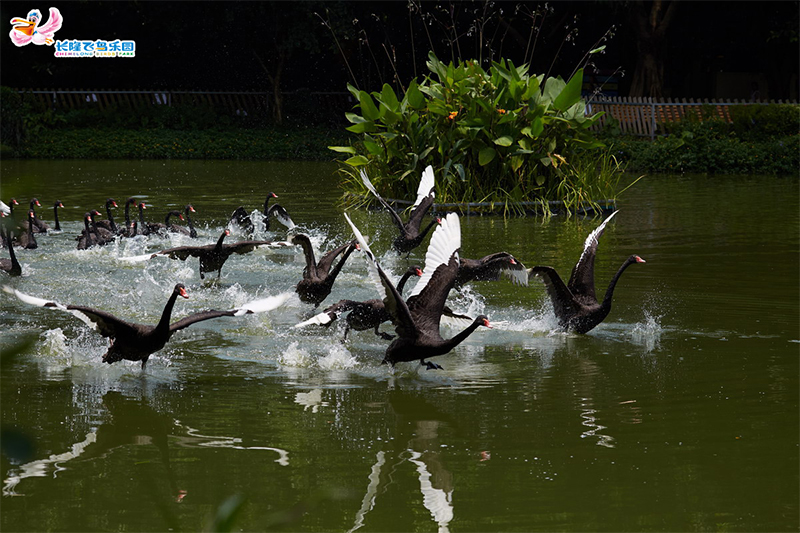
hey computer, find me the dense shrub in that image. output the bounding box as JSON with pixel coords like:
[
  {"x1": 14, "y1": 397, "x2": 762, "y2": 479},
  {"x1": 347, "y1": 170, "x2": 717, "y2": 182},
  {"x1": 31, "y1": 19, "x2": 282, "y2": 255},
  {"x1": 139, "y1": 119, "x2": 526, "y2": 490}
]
[
  {"x1": 333, "y1": 52, "x2": 621, "y2": 215},
  {"x1": 603, "y1": 103, "x2": 799, "y2": 175}
]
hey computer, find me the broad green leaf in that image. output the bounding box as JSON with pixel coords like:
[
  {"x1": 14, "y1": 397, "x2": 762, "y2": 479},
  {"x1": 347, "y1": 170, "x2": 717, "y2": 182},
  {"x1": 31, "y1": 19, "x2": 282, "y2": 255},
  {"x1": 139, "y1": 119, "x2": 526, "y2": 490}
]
[
  {"x1": 479, "y1": 147, "x2": 496, "y2": 166},
  {"x1": 345, "y1": 122, "x2": 375, "y2": 134},
  {"x1": 345, "y1": 112, "x2": 367, "y2": 124},
  {"x1": 406, "y1": 81, "x2": 425, "y2": 109},
  {"x1": 380, "y1": 84, "x2": 400, "y2": 112},
  {"x1": 345, "y1": 155, "x2": 370, "y2": 167},
  {"x1": 494, "y1": 135, "x2": 513, "y2": 147},
  {"x1": 328, "y1": 146, "x2": 356, "y2": 154},
  {"x1": 359, "y1": 91, "x2": 380, "y2": 121},
  {"x1": 554, "y1": 69, "x2": 583, "y2": 112}
]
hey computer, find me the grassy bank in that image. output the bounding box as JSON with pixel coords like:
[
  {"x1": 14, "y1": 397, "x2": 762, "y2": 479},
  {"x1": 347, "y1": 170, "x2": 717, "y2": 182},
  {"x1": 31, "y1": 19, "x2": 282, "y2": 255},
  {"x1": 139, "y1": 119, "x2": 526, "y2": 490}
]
[{"x1": 9, "y1": 126, "x2": 348, "y2": 161}]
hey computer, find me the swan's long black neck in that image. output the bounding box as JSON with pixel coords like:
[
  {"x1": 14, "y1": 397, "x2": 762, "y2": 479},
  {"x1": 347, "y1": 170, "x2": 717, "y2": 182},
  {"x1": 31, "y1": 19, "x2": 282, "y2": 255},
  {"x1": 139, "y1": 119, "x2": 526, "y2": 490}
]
[
  {"x1": 83, "y1": 217, "x2": 94, "y2": 245},
  {"x1": 106, "y1": 204, "x2": 117, "y2": 232},
  {"x1": 6, "y1": 230, "x2": 20, "y2": 273},
  {"x1": 297, "y1": 237, "x2": 316, "y2": 271},
  {"x1": 263, "y1": 197, "x2": 273, "y2": 231},
  {"x1": 601, "y1": 256, "x2": 639, "y2": 308},
  {"x1": 124, "y1": 200, "x2": 134, "y2": 226},
  {"x1": 53, "y1": 204, "x2": 61, "y2": 231},
  {"x1": 442, "y1": 316, "x2": 485, "y2": 351},
  {"x1": 397, "y1": 270, "x2": 417, "y2": 294},
  {"x1": 185, "y1": 209, "x2": 196, "y2": 238},
  {"x1": 138, "y1": 205, "x2": 146, "y2": 224},
  {"x1": 156, "y1": 289, "x2": 181, "y2": 331},
  {"x1": 214, "y1": 231, "x2": 228, "y2": 250}
]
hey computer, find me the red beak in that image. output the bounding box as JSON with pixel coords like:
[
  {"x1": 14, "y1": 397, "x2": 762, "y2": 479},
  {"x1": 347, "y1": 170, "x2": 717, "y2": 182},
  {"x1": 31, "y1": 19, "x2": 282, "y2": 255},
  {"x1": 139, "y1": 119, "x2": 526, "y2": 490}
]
[
  {"x1": 179, "y1": 288, "x2": 189, "y2": 299},
  {"x1": 635, "y1": 256, "x2": 646, "y2": 263},
  {"x1": 179, "y1": 214, "x2": 184, "y2": 220}
]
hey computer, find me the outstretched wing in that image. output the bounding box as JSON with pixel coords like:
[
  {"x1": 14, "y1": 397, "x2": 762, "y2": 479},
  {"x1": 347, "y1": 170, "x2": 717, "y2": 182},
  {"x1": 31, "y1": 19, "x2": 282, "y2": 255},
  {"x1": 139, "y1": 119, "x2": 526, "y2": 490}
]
[
  {"x1": 233, "y1": 292, "x2": 293, "y2": 316},
  {"x1": 406, "y1": 213, "x2": 460, "y2": 333},
  {"x1": 458, "y1": 252, "x2": 528, "y2": 286},
  {"x1": 567, "y1": 210, "x2": 618, "y2": 299},
  {"x1": 154, "y1": 245, "x2": 211, "y2": 261},
  {"x1": 360, "y1": 169, "x2": 406, "y2": 231},
  {"x1": 267, "y1": 204, "x2": 296, "y2": 230},
  {"x1": 412, "y1": 165, "x2": 436, "y2": 209},
  {"x1": 3, "y1": 286, "x2": 136, "y2": 339},
  {"x1": 224, "y1": 240, "x2": 276, "y2": 255},
  {"x1": 529, "y1": 266, "x2": 579, "y2": 319},
  {"x1": 169, "y1": 310, "x2": 237, "y2": 332},
  {"x1": 37, "y1": 7, "x2": 63, "y2": 37},
  {"x1": 344, "y1": 213, "x2": 417, "y2": 339},
  {"x1": 294, "y1": 299, "x2": 358, "y2": 329},
  {"x1": 315, "y1": 240, "x2": 356, "y2": 275}
]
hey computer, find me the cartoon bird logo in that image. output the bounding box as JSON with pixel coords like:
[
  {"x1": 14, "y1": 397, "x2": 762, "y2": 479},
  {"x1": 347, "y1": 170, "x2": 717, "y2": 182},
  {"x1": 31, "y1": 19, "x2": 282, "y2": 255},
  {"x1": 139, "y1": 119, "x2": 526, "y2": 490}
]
[{"x1": 9, "y1": 7, "x2": 62, "y2": 46}]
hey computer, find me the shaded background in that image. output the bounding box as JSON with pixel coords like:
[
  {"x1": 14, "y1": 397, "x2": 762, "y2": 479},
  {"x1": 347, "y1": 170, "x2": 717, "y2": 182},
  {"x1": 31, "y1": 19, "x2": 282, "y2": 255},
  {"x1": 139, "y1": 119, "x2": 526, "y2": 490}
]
[{"x1": 2, "y1": 1, "x2": 798, "y2": 103}]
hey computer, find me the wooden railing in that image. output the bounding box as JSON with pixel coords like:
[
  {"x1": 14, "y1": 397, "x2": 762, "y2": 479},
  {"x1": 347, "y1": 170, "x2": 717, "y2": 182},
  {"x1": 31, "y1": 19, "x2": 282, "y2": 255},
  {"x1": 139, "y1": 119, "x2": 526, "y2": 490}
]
[{"x1": 586, "y1": 96, "x2": 798, "y2": 139}]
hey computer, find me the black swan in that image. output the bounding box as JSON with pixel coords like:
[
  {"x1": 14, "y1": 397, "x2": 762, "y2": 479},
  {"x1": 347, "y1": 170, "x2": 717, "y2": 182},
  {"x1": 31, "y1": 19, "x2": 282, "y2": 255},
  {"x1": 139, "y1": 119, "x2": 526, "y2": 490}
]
[
  {"x1": 150, "y1": 229, "x2": 280, "y2": 279},
  {"x1": 455, "y1": 252, "x2": 528, "y2": 288},
  {"x1": 3, "y1": 283, "x2": 289, "y2": 370},
  {"x1": 76, "y1": 213, "x2": 98, "y2": 250},
  {"x1": 147, "y1": 210, "x2": 185, "y2": 236},
  {"x1": 52, "y1": 200, "x2": 65, "y2": 231},
  {"x1": 28, "y1": 198, "x2": 49, "y2": 233},
  {"x1": 137, "y1": 202, "x2": 153, "y2": 236},
  {"x1": 119, "y1": 197, "x2": 137, "y2": 237},
  {"x1": 528, "y1": 211, "x2": 645, "y2": 334},
  {"x1": 171, "y1": 204, "x2": 197, "y2": 238},
  {"x1": 93, "y1": 198, "x2": 119, "y2": 233},
  {"x1": 0, "y1": 227, "x2": 22, "y2": 276},
  {"x1": 17, "y1": 211, "x2": 38, "y2": 250},
  {"x1": 296, "y1": 265, "x2": 423, "y2": 340},
  {"x1": 88, "y1": 210, "x2": 116, "y2": 243},
  {"x1": 291, "y1": 234, "x2": 357, "y2": 307},
  {"x1": 345, "y1": 212, "x2": 491, "y2": 369},
  {"x1": 230, "y1": 193, "x2": 296, "y2": 234},
  {"x1": 361, "y1": 166, "x2": 438, "y2": 254}
]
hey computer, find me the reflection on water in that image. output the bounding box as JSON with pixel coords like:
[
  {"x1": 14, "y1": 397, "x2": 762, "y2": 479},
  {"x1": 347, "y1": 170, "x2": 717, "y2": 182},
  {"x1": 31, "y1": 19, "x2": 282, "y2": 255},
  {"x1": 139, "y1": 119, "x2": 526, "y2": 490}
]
[{"x1": 4, "y1": 390, "x2": 289, "y2": 498}]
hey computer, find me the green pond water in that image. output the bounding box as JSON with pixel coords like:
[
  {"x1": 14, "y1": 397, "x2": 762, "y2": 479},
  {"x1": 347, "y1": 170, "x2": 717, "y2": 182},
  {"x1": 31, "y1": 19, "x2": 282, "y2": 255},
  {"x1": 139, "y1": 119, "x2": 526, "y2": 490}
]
[{"x1": 1, "y1": 159, "x2": 797, "y2": 532}]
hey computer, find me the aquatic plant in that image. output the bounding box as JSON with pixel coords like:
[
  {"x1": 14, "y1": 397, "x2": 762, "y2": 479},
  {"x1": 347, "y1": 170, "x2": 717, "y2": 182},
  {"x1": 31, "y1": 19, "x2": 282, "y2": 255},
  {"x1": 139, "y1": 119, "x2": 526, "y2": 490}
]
[{"x1": 332, "y1": 52, "x2": 621, "y2": 216}]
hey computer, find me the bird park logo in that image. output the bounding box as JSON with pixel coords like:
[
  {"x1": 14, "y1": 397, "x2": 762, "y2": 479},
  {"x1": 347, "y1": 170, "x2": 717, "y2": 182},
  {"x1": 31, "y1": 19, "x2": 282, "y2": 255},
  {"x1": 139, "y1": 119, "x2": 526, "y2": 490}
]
[{"x1": 9, "y1": 7, "x2": 136, "y2": 57}]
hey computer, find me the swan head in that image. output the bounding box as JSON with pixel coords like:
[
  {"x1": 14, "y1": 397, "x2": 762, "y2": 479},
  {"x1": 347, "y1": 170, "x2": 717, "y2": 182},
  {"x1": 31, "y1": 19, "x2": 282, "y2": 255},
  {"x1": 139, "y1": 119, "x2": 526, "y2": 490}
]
[
  {"x1": 477, "y1": 315, "x2": 492, "y2": 329},
  {"x1": 174, "y1": 284, "x2": 189, "y2": 299}
]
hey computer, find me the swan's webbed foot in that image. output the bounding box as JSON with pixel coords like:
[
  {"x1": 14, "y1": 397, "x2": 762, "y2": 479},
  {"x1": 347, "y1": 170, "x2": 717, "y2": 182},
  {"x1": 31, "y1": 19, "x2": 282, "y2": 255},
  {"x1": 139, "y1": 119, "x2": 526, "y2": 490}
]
[{"x1": 421, "y1": 359, "x2": 443, "y2": 370}]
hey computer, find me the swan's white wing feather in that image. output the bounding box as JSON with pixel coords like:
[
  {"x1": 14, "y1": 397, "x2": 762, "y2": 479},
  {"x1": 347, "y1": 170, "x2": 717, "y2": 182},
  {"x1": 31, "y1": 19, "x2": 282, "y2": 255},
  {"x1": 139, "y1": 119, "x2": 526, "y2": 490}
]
[
  {"x1": 409, "y1": 212, "x2": 460, "y2": 298},
  {"x1": 360, "y1": 169, "x2": 379, "y2": 198},
  {"x1": 4, "y1": 285, "x2": 59, "y2": 308},
  {"x1": 3, "y1": 286, "x2": 98, "y2": 330},
  {"x1": 502, "y1": 264, "x2": 530, "y2": 287},
  {"x1": 118, "y1": 253, "x2": 156, "y2": 263},
  {"x1": 343, "y1": 213, "x2": 384, "y2": 293},
  {"x1": 0, "y1": 201, "x2": 10, "y2": 216},
  {"x1": 294, "y1": 311, "x2": 335, "y2": 328},
  {"x1": 577, "y1": 210, "x2": 618, "y2": 266},
  {"x1": 412, "y1": 165, "x2": 435, "y2": 209},
  {"x1": 233, "y1": 292, "x2": 292, "y2": 316}
]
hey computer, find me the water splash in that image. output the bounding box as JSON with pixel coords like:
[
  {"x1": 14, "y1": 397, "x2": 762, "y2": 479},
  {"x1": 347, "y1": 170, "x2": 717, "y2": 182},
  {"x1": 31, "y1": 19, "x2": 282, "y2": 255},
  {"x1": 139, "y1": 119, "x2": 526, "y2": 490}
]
[{"x1": 629, "y1": 312, "x2": 663, "y2": 353}]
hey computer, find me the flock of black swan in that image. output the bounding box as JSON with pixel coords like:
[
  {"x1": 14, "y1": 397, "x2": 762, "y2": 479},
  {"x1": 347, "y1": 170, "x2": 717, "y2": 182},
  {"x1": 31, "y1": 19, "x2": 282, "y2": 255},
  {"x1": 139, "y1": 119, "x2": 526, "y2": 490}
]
[{"x1": 1, "y1": 165, "x2": 645, "y2": 372}]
